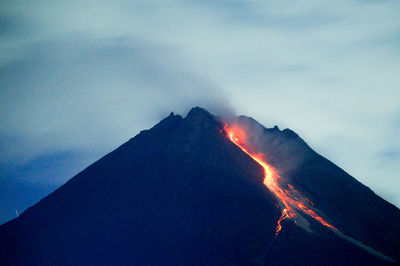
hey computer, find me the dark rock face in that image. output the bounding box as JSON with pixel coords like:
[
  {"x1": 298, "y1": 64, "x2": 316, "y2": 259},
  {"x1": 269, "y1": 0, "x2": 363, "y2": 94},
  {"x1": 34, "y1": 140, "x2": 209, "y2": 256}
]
[{"x1": 0, "y1": 107, "x2": 398, "y2": 265}]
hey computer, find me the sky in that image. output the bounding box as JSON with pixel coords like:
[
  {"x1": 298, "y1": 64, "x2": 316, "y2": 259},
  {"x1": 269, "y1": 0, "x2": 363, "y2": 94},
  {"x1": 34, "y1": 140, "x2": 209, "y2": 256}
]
[{"x1": 1, "y1": 0, "x2": 399, "y2": 224}]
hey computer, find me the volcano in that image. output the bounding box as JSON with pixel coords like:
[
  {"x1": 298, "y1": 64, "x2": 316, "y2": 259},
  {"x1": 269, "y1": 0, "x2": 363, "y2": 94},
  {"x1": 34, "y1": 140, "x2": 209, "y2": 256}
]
[{"x1": 1, "y1": 107, "x2": 399, "y2": 265}]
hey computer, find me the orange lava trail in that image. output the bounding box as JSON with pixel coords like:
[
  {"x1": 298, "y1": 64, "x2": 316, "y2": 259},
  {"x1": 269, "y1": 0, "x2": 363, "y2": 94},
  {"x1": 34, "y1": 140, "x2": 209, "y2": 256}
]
[
  {"x1": 225, "y1": 125, "x2": 337, "y2": 235},
  {"x1": 275, "y1": 209, "x2": 288, "y2": 235}
]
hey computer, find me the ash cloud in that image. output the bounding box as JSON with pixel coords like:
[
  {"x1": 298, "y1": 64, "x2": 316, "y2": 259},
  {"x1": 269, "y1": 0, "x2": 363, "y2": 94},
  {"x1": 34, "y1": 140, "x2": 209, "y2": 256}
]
[
  {"x1": 0, "y1": 36, "x2": 232, "y2": 165},
  {"x1": 229, "y1": 116, "x2": 310, "y2": 178}
]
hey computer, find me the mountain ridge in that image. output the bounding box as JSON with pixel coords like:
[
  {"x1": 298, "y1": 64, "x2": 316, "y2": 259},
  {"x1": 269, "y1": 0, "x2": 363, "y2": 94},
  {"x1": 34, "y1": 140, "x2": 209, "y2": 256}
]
[{"x1": 0, "y1": 107, "x2": 398, "y2": 265}]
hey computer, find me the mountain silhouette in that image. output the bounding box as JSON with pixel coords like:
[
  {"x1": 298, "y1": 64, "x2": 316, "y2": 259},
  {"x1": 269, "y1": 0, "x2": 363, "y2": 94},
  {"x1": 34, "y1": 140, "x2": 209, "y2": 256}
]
[{"x1": 0, "y1": 107, "x2": 399, "y2": 265}]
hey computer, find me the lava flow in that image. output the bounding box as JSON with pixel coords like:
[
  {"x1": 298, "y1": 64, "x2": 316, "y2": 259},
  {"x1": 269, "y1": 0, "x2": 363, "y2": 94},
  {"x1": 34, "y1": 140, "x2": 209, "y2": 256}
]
[{"x1": 224, "y1": 124, "x2": 337, "y2": 235}]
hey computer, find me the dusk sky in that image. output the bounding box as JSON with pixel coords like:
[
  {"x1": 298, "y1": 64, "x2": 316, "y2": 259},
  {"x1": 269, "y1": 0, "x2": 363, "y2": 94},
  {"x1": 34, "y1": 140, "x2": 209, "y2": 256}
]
[{"x1": 1, "y1": 0, "x2": 399, "y2": 224}]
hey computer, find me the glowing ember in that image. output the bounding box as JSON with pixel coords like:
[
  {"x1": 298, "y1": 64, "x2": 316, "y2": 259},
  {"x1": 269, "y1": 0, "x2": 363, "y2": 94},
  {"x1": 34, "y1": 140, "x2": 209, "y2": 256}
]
[{"x1": 224, "y1": 124, "x2": 337, "y2": 235}]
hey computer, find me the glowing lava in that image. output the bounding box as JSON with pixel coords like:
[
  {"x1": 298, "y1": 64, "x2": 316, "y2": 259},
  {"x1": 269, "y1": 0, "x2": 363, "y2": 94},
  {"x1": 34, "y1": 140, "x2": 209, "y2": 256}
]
[{"x1": 225, "y1": 124, "x2": 337, "y2": 235}]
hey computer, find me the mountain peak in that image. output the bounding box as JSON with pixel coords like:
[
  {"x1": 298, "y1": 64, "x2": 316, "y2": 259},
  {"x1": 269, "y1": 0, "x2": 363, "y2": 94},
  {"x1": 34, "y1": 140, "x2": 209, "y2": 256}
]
[
  {"x1": 186, "y1": 106, "x2": 212, "y2": 119},
  {"x1": 147, "y1": 111, "x2": 182, "y2": 134},
  {"x1": 184, "y1": 106, "x2": 220, "y2": 130},
  {"x1": 282, "y1": 128, "x2": 299, "y2": 139}
]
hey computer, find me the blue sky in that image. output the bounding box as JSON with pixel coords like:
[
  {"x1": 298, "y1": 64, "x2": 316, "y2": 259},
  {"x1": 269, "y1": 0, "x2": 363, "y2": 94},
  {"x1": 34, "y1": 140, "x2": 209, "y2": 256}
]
[{"x1": 1, "y1": 0, "x2": 399, "y2": 224}]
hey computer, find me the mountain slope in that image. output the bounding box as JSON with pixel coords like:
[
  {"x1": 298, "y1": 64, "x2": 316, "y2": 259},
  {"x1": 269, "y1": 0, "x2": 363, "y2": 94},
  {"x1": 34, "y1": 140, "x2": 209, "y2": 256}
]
[
  {"x1": 232, "y1": 115, "x2": 400, "y2": 262},
  {"x1": 0, "y1": 107, "x2": 398, "y2": 265}
]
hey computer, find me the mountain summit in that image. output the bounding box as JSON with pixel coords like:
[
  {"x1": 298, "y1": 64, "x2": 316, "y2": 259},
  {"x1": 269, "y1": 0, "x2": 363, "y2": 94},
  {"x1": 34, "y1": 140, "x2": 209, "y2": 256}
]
[{"x1": 1, "y1": 107, "x2": 399, "y2": 265}]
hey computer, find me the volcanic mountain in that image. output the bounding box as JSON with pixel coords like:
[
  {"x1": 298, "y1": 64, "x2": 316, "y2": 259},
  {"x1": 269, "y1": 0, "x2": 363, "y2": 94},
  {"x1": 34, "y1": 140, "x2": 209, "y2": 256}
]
[{"x1": 1, "y1": 107, "x2": 399, "y2": 265}]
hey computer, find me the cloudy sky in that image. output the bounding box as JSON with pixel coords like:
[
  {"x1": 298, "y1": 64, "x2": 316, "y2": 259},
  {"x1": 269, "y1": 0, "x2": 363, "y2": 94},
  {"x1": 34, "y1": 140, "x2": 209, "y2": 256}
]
[{"x1": 1, "y1": 0, "x2": 399, "y2": 224}]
